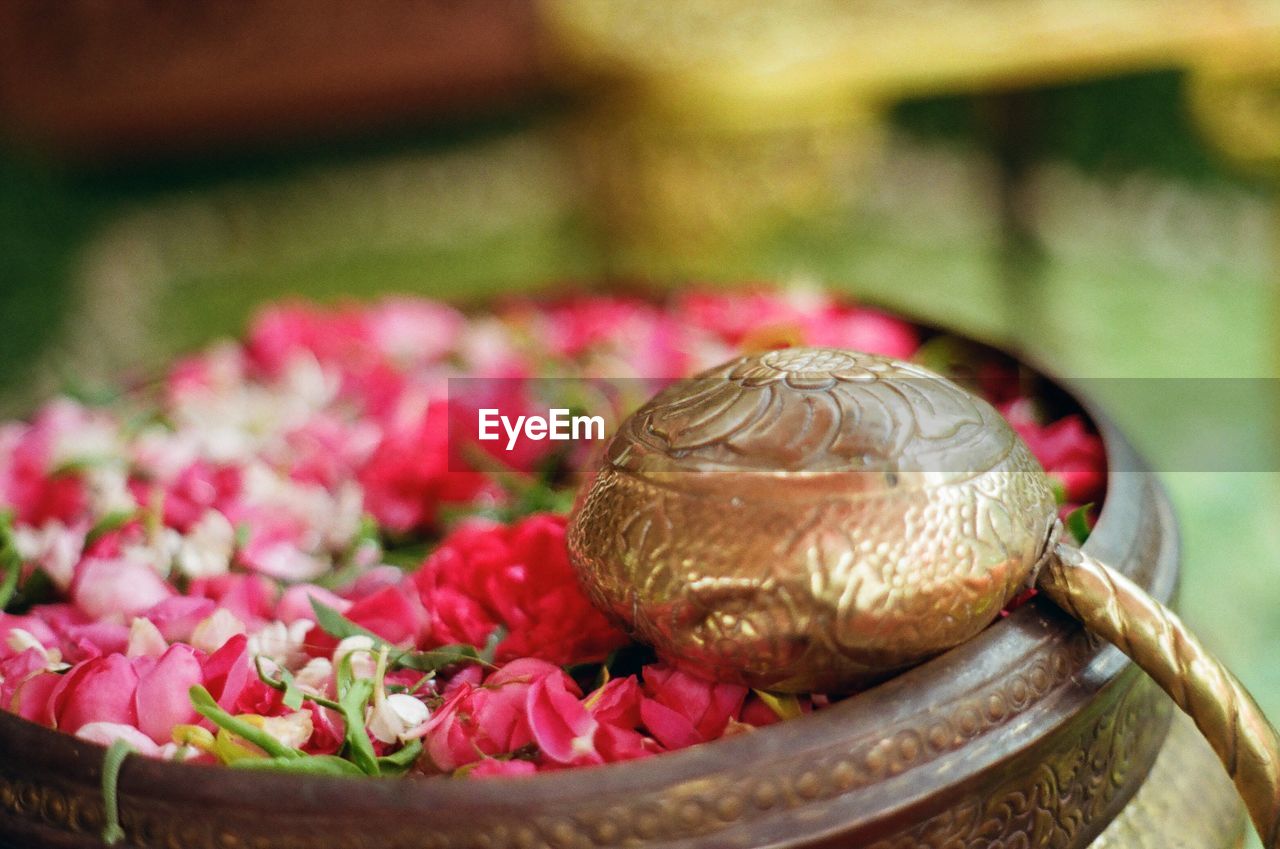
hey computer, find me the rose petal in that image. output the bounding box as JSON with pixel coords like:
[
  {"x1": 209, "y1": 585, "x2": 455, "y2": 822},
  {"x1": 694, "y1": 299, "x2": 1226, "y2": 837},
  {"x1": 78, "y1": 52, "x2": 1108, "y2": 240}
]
[
  {"x1": 135, "y1": 644, "x2": 203, "y2": 744},
  {"x1": 526, "y1": 674, "x2": 598, "y2": 765}
]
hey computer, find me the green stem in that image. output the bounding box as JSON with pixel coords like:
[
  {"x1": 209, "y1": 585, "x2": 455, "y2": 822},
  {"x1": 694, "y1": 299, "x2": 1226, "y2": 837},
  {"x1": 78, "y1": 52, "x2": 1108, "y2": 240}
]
[
  {"x1": 100, "y1": 739, "x2": 133, "y2": 846},
  {"x1": 188, "y1": 685, "x2": 299, "y2": 760}
]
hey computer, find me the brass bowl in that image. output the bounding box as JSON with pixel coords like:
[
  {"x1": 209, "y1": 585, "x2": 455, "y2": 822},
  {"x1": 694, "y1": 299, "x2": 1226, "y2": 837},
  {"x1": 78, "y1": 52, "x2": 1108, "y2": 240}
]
[{"x1": 0, "y1": 344, "x2": 1236, "y2": 849}]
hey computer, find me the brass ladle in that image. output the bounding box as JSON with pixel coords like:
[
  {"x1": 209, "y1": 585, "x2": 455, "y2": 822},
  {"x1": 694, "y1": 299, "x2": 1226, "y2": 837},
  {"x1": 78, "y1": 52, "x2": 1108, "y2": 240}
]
[{"x1": 567, "y1": 347, "x2": 1280, "y2": 848}]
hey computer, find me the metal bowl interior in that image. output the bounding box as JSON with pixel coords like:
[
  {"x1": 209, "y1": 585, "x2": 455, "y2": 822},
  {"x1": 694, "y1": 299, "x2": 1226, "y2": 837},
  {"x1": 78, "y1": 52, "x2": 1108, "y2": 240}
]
[{"x1": 0, "y1": 353, "x2": 1178, "y2": 849}]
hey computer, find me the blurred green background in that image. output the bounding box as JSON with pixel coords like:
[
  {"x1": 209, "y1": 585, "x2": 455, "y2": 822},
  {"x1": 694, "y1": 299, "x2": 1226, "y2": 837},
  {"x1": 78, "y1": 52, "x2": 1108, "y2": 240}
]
[{"x1": 2, "y1": 63, "x2": 1278, "y2": 843}]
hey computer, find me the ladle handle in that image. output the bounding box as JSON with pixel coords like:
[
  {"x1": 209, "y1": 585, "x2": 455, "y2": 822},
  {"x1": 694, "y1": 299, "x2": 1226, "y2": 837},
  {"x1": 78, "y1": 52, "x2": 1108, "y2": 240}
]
[{"x1": 1039, "y1": 542, "x2": 1280, "y2": 848}]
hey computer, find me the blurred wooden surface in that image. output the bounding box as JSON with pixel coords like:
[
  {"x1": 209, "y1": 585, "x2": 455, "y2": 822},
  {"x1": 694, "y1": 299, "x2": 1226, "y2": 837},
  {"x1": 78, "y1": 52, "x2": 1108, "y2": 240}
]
[{"x1": 0, "y1": 0, "x2": 546, "y2": 157}]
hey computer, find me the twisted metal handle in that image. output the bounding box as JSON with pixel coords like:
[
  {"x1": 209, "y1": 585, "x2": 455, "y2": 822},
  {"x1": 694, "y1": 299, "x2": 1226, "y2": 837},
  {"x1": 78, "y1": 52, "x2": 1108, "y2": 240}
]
[{"x1": 1038, "y1": 542, "x2": 1280, "y2": 848}]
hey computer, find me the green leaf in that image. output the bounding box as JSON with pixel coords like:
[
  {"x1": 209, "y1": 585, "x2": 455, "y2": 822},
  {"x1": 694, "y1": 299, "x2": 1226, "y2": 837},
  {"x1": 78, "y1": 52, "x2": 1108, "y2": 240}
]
[
  {"x1": 281, "y1": 675, "x2": 304, "y2": 711},
  {"x1": 3, "y1": 567, "x2": 55, "y2": 615},
  {"x1": 753, "y1": 690, "x2": 803, "y2": 721},
  {"x1": 334, "y1": 673, "x2": 380, "y2": 776},
  {"x1": 312, "y1": 599, "x2": 492, "y2": 677},
  {"x1": 85, "y1": 510, "x2": 137, "y2": 547},
  {"x1": 188, "y1": 686, "x2": 299, "y2": 761},
  {"x1": 254, "y1": 657, "x2": 312, "y2": 711},
  {"x1": 479, "y1": 626, "x2": 507, "y2": 665},
  {"x1": 393, "y1": 644, "x2": 484, "y2": 673},
  {"x1": 1065, "y1": 503, "x2": 1095, "y2": 545},
  {"x1": 58, "y1": 372, "x2": 123, "y2": 408},
  {"x1": 380, "y1": 541, "x2": 432, "y2": 571},
  {"x1": 233, "y1": 754, "x2": 365, "y2": 776},
  {"x1": 376, "y1": 739, "x2": 423, "y2": 775},
  {"x1": 310, "y1": 597, "x2": 386, "y2": 645},
  {"x1": 0, "y1": 512, "x2": 20, "y2": 612}
]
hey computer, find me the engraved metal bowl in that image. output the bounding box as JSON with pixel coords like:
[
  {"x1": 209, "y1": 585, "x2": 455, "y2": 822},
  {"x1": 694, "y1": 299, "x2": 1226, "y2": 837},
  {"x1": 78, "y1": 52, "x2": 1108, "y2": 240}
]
[{"x1": 0, "y1": 338, "x2": 1242, "y2": 849}]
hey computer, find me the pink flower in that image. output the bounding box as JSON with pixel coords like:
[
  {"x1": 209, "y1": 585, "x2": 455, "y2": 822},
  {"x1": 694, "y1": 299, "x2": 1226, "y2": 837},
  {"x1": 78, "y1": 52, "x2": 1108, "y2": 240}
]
[
  {"x1": 76, "y1": 722, "x2": 166, "y2": 757},
  {"x1": 678, "y1": 290, "x2": 920, "y2": 361},
  {"x1": 186, "y1": 575, "x2": 276, "y2": 630},
  {"x1": 736, "y1": 692, "x2": 815, "y2": 728},
  {"x1": 363, "y1": 298, "x2": 464, "y2": 368},
  {"x1": 0, "y1": 649, "x2": 62, "y2": 721},
  {"x1": 47, "y1": 654, "x2": 139, "y2": 733},
  {"x1": 275, "y1": 584, "x2": 350, "y2": 624},
  {"x1": 468, "y1": 758, "x2": 537, "y2": 778},
  {"x1": 446, "y1": 377, "x2": 560, "y2": 474},
  {"x1": 140, "y1": 597, "x2": 218, "y2": 643},
  {"x1": 419, "y1": 659, "x2": 566, "y2": 772},
  {"x1": 413, "y1": 515, "x2": 628, "y2": 666},
  {"x1": 518, "y1": 295, "x2": 691, "y2": 378},
  {"x1": 526, "y1": 672, "x2": 598, "y2": 766},
  {"x1": 344, "y1": 586, "x2": 424, "y2": 645},
  {"x1": 640, "y1": 666, "x2": 747, "y2": 750},
  {"x1": 14, "y1": 603, "x2": 114, "y2": 663},
  {"x1": 300, "y1": 702, "x2": 344, "y2": 755},
  {"x1": 805, "y1": 307, "x2": 919, "y2": 360},
  {"x1": 0, "y1": 404, "x2": 90, "y2": 526},
  {"x1": 679, "y1": 290, "x2": 814, "y2": 347},
  {"x1": 278, "y1": 413, "x2": 378, "y2": 490},
  {"x1": 72, "y1": 556, "x2": 174, "y2": 623},
  {"x1": 1001, "y1": 401, "x2": 1107, "y2": 504},
  {"x1": 133, "y1": 645, "x2": 204, "y2": 743},
  {"x1": 231, "y1": 516, "x2": 322, "y2": 582},
  {"x1": 244, "y1": 303, "x2": 368, "y2": 378},
  {"x1": 529, "y1": 296, "x2": 656, "y2": 358},
  {"x1": 0, "y1": 613, "x2": 58, "y2": 660},
  {"x1": 587, "y1": 676, "x2": 644, "y2": 729},
  {"x1": 42, "y1": 645, "x2": 204, "y2": 745}
]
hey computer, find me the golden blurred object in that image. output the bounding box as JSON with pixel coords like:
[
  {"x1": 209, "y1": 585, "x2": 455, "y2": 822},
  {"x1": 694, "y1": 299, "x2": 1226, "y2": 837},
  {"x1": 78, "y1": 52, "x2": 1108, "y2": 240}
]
[
  {"x1": 1189, "y1": 47, "x2": 1280, "y2": 175},
  {"x1": 543, "y1": 1, "x2": 1280, "y2": 101},
  {"x1": 564, "y1": 101, "x2": 879, "y2": 276},
  {"x1": 541, "y1": 0, "x2": 1280, "y2": 273},
  {"x1": 567, "y1": 347, "x2": 1280, "y2": 847}
]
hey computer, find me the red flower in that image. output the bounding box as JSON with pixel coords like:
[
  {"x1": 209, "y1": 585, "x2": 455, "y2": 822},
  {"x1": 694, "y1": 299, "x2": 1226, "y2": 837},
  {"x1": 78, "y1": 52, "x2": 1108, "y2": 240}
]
[
  {"x1": 358, "y1": 400, "x2": 492, "y2": 534},
  {"x1": 1001, "y1": 400, "x2": 1107, "y2": 504},
  {"x1": 412, "y1": 515, "x2": 628, "y2": 666},
  {"x1": 585, "y1": 676, "x2": 657, "y2": 762},
  {"x1": 639, "y1": 666, "x2": 747, "y2": 750},
  {"x1": 244, "y1": 303, "x2": 367, "y2": 378},
  {"x1": 677, "y1": 290, "x2": 919, "y2": 360},
  {"x1": 199, "y1": 634, "x2": 253, "y2": 711},
  {"x1": 306, "y1": 585, "x2": 426, "y2": 658},
  {"x1": 151, "y1": 461, "x2": 243, "y2": 532}
]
